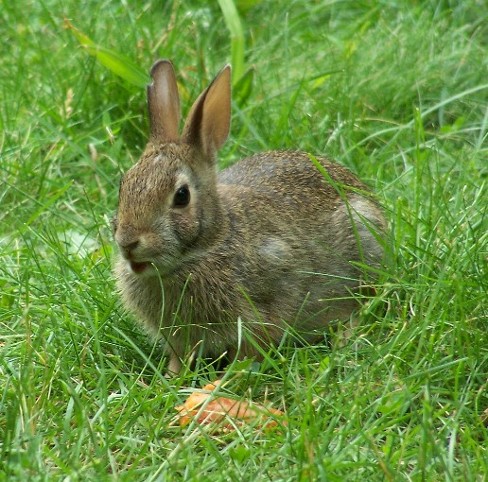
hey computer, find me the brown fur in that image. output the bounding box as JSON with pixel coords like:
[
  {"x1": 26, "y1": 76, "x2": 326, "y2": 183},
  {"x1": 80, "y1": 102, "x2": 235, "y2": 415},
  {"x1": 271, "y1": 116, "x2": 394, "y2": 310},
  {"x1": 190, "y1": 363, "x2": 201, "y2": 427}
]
[{"x1": 113, "y1": 61, "x2": 386, "y2": 374}]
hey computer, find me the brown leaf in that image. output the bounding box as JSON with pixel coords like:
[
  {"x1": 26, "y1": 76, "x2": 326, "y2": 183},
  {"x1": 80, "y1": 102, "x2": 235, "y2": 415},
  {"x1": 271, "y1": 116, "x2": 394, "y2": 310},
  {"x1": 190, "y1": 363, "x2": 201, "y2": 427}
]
[{"x1": 175, "y1": 379, "x2": 285, "y2": 431}]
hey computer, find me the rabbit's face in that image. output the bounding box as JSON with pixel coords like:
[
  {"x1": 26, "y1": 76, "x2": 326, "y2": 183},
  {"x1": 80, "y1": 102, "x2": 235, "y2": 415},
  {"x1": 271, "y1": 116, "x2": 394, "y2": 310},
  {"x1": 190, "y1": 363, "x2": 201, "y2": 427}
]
[{"x1": 113, "y1": 143, "x2": 215, "y2": 276}]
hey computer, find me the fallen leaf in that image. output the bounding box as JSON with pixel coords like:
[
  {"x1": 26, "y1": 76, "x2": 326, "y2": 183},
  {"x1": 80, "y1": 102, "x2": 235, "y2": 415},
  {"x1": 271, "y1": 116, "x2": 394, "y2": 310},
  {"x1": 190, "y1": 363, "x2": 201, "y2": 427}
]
[{"x1": 175, "y1": 379, "x2": 285, "y2": 431}]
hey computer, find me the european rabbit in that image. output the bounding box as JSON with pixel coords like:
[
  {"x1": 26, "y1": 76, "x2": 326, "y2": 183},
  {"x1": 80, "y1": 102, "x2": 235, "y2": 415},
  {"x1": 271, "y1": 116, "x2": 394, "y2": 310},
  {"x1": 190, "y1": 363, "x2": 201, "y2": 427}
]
[{"x1": 113, "y1": 60, "x2": 386, "y2": 375}]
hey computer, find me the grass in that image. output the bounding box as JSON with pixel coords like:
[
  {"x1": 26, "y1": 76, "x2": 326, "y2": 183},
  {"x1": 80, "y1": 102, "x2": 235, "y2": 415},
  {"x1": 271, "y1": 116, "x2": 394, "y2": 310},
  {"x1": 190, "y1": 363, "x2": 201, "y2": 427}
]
[{"x1": 1, "y1": 0, "x2": 487, "y2": 480}]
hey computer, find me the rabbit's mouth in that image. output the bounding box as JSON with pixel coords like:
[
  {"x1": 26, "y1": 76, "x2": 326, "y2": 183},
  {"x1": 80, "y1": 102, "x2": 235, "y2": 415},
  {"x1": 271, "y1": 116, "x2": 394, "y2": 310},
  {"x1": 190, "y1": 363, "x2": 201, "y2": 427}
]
[{"x1": 130, "y1": 261, "x2": 150, "y2": 274}]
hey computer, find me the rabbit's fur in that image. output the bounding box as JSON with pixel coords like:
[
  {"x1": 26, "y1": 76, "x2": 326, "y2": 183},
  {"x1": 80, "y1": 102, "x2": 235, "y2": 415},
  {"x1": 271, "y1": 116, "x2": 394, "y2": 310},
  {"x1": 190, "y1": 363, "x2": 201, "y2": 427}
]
[{"x1": 113, "y1": 60, "x2": 386, "y2": 375}]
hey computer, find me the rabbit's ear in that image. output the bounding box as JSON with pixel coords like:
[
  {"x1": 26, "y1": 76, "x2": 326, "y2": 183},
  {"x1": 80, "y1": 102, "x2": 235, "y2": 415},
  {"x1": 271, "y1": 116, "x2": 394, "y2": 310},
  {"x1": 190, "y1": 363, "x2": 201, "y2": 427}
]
[
  {"x1": 182, "y1": 65, "x2": 231, "y2": 159},
  {"x1": 147, "y1": 60, "x2": 181, "y2": 142}
]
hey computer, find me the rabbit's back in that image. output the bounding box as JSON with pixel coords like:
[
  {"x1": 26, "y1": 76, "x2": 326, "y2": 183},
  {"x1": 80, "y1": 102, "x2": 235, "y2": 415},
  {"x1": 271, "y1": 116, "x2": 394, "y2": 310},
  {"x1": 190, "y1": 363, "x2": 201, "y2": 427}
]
[
  {"x1": 219, "y1": 150, "x2": 365, "y2": 194},
  {"x1": 218, "y1": 150, "x2": 385, "y2": 266},
  {"x1": 214, "y1": 151, "x2": 385, "y2": 332}
]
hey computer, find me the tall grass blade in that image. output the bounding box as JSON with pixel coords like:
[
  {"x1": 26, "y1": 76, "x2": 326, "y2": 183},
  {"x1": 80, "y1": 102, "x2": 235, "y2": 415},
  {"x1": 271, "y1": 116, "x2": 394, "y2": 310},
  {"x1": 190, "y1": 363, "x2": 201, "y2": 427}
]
[
  {"x1": 65, "y1": 19, "x2": 149, "y2": 88},
  {"x1": 217, "y1": 0, "x2": 245, "y2": 84}
]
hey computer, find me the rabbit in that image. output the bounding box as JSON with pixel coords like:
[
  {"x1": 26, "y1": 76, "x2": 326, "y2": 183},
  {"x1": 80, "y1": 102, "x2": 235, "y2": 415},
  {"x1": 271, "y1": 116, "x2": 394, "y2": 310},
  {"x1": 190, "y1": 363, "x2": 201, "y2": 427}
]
[{"x1": 113, "y1": 60, "x2": 386, "y2": 375}]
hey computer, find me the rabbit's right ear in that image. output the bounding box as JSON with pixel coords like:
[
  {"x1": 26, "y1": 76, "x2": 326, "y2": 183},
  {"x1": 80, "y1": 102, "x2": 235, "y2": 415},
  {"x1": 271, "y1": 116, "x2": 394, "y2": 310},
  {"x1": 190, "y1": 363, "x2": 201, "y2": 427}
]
[
  {"x1": 147, "y1": 60, "x2": 181, "y2": 142},
  {"x1": 182, "y1": 65, "x2": 231, "y2": 159}
]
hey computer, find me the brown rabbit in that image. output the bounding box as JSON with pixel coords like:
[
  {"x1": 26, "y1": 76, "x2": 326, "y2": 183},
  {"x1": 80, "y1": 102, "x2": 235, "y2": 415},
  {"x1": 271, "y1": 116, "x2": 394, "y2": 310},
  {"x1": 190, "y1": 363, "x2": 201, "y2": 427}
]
[{"x1": 113, "y1": 60, "x2": 386, "y2": 375}]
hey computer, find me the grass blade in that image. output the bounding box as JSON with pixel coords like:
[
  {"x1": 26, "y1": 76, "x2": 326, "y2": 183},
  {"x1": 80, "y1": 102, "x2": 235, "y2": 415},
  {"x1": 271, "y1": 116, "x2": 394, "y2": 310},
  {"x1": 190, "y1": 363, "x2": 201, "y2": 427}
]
[
  {"x1": 217, "y1": 0, "x2": 245, "y2": 84},
  {"x1": 64, "y1": 19, "x2": 149, "y2": 88}
]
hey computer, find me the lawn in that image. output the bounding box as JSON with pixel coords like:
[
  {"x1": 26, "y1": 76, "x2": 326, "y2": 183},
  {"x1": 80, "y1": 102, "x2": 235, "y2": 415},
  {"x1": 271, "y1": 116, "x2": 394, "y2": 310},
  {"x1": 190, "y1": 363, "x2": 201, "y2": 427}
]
[{"x1": 1, "y1": 0, "x2": 487, "y2": 480}]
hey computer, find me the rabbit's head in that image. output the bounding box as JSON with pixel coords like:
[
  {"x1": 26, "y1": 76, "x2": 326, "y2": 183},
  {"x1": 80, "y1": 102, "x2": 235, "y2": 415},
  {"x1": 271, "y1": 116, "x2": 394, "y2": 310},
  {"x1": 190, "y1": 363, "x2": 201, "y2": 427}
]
[{"x1": 113, "y1": 60, "x2": 231, "y2": 276}]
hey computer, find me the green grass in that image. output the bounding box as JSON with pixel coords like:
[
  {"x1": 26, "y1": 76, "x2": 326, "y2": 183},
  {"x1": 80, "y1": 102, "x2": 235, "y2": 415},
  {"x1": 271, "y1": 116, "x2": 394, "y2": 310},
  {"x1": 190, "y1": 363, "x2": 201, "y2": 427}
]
[{"x1": 1, "y1": 0, "x2": 487, "y2": 480}]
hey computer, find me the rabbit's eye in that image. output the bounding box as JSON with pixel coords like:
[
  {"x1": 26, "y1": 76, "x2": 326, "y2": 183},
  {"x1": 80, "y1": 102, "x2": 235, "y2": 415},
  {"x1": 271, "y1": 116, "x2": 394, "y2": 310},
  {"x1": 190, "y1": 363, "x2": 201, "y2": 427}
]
[{"x1": 173, "y1": 184, "x2": 190, "y2": 208}]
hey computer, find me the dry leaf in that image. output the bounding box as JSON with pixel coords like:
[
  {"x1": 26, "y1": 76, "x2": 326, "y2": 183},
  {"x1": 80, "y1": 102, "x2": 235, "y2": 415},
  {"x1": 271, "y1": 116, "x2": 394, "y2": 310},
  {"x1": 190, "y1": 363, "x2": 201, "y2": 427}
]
[{"x1": 175, "y1": 379, "x2": 285, "y2": 431}]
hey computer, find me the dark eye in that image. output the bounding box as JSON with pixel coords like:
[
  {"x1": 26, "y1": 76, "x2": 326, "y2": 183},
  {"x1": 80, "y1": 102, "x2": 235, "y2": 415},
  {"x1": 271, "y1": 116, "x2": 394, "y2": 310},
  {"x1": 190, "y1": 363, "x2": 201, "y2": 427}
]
[{"x1": 173, "y1": 184, "x2": 190, "y2": 207}]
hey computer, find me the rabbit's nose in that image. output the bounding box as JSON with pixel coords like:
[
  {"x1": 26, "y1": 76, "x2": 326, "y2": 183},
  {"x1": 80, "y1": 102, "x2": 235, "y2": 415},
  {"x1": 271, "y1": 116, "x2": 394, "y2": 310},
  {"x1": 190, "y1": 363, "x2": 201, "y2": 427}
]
[
  {"x1": 121, "y1": 240, "x2": 140, "y2": 251},
  {"x1": 116, "y1": 235, "x2": 140, "y2": 257},
  {"x1": 121, "y1": 240, "x2": 140, "y2": 257}
]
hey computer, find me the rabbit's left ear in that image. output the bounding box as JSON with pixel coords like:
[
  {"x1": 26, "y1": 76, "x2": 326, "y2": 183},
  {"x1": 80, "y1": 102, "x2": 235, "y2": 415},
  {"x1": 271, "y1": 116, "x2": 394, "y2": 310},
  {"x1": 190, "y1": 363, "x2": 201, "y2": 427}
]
[
  {"x1": 182, "y1": 65, "x2": 231, "y2": 159},
  {"x1": 147, "y1": 59, "x2": 181, "y2": 142}
]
